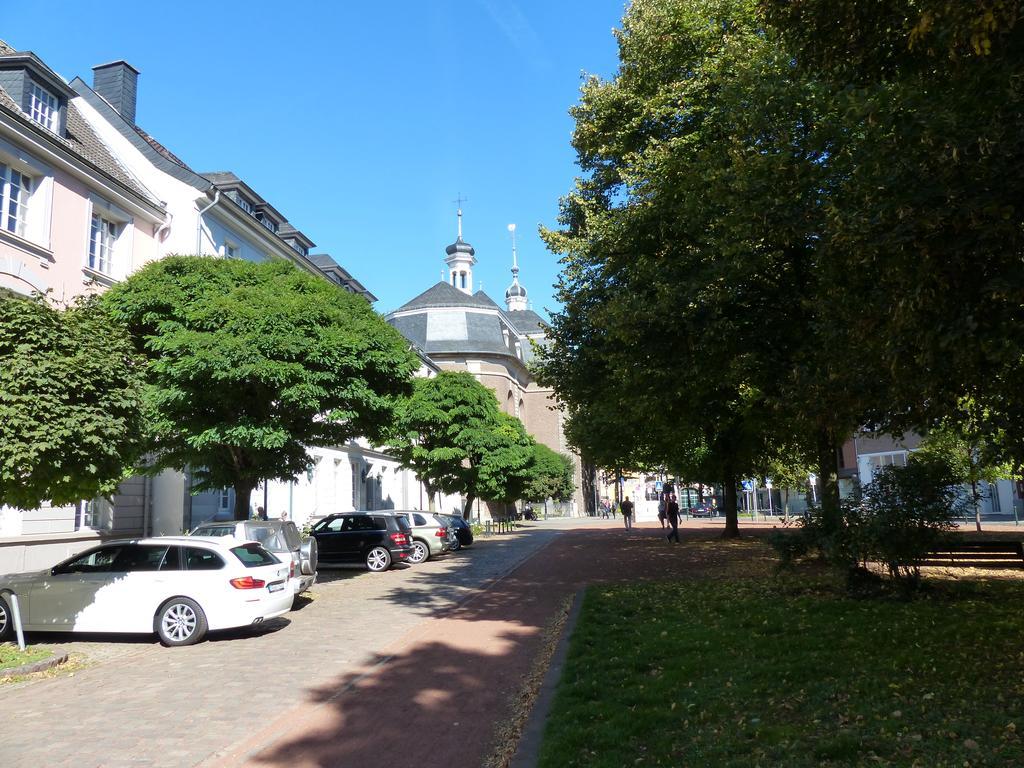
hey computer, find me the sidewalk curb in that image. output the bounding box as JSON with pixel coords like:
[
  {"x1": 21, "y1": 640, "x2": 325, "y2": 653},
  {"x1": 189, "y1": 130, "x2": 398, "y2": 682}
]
[
  {"x1": 0, "y1": 651, "x2": 68, "y2": 680},
  {"x1": 509, "y1": 588, "x2": 585, "y2": 768}
]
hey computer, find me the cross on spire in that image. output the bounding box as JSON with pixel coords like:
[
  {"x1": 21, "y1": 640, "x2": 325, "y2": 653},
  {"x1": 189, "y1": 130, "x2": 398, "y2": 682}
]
[{"x1": 452, "y1": 194, "x2": 468, "y2": 238}]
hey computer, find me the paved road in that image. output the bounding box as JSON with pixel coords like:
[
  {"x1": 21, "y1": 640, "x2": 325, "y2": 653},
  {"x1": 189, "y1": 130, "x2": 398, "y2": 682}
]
[{"x1": 0, "y1": 520, "x2": 571, "y2": 768}]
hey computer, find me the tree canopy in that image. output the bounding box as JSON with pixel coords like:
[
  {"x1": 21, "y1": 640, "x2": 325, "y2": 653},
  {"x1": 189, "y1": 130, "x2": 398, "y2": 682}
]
[
  {"x1": 387, "y1": 371, "x2": 537, "y2": 517},
  {"x1": 0, "y1": 293, "x2": 144, "y2": 511},
  {"x1": 523, "y1": 443, "x2": 576, "y2": 504},
  {"x1": 102, "y1": 256, "x2": 419, "y2": 520}
]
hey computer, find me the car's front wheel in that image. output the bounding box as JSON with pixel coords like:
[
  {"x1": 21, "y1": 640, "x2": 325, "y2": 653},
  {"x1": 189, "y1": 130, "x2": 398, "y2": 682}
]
[
  {"x1": 155, "y1": 597, "x2": 208, "y2": 647},
  {"x1": 366, "y1": 546, "x2": 392, "y2": 572},
  {"x1": 409, "y1": 540, "x2": 429, "y2": 564},
  {"x1": 0, "y1": 595, "x2": 12, "y2": 642}
]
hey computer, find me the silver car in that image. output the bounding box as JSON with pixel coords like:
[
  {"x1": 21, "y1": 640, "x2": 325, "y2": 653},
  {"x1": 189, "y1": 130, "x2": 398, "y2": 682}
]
[
  {"x1": 395, "y1": 511, "x2": 451, "y2": 564},
  {"x1": 189, "y1": 520, "x2": 317, "y2": 595}
]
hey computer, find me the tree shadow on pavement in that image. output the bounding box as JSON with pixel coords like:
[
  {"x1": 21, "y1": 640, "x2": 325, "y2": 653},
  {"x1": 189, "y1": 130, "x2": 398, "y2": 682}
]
[{"x1": 240, "y1": 525, "x2": 776, "y2": 768}]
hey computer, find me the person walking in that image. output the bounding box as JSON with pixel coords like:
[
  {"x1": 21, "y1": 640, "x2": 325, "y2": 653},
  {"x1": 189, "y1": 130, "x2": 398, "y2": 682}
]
[
  {"x1": 666, "y1": 494, "x2": 680, "y2": 543},
  {"x1": 657, "y1": 496, "x2": 667, "y2": 529},
  {"x1": 621, "y1": 495, "x2": 634, "y2": 531}
]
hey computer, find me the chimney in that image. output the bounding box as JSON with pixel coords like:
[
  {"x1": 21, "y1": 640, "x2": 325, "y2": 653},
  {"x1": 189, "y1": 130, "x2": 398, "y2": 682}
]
[{"x1": 92, "y1": 60, "x2": 140, "y2": 124}]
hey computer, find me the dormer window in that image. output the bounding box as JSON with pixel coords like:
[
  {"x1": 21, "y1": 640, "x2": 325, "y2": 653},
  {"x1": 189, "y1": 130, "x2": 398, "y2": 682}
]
[
  {"x1": 257, "y1": 213, "x2": 278, "y2": 233},
  {"x1": 28, "y1": 81, "x2": 59, "y2": 132},
  {"x1": 236, "y1": 196, "x2": 253, "y2": 215},
  {"x1": 288, "y1": 240, "x2": 307, "y2": 257}
]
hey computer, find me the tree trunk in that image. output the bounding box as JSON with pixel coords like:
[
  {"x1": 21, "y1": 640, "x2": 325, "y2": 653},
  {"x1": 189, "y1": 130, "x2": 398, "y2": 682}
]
[
  {"x1": 615, "y1": 468, "x2": 622, "y2": 511},
  {"x1": 233, "y1": 480, "x2": 256, "y2": 521},
  {"x1": 783, "y1": 488, "x2": 790, "y2": 522},
  {"x1": 971, "y1": 478, "x2": 983, "y2": 532},
  {"x1": 463, "y1": 492, "x2": 476, "y2": 520},
  {"x1": 816, "y1": 428, "x2": 841, "y2": 532},
  {"x1": 427, "y1": 488, "x2": 437, "y2": 513},
  {"x1": 722, "y1": 468, "x2": 740, "y2": 539}
]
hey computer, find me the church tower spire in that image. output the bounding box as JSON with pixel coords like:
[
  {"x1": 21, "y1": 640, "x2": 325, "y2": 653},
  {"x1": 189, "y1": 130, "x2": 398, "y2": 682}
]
[
  {"x1": 505, "y1": 223, "x2": 528, "y2": 311},
  {"x1": 445, "y1": 195, "x2": 476, "y2": 294}
]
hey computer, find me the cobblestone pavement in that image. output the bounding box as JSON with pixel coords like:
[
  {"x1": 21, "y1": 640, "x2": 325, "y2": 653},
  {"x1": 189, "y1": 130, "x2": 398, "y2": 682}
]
[{"x1": 0, "y1": 519, "x2": 575, "y2": 768}]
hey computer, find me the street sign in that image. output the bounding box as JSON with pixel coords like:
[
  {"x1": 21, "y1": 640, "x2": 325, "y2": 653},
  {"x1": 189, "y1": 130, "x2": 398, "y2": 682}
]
[
  {"x1": 765, "y1": 478, "x2": 773, "y2": 489},
  {"x1": 741, "y1": 479, "x2": 754, "y2": 492},
  {"x1": 655, "y1": 481, "x2": 663, "y2": 492}
]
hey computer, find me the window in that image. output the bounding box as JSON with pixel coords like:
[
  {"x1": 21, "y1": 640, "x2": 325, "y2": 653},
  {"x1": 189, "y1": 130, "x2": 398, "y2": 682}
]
[
  {"x1": 111, "y1": 545, "x2": 169, "y2": 572},
  {"x1": 224, "y1": 242, "x2": 239, "y2": 259},
  {"x1": 0, "y1": 163, "x2": 32, "y2": 237},
  {"x1": 88, "y1": 214, "x2": 118, "y2": 273},
  {"x1": 218, "y1": 489, "x2": 231, "y2": 512},
  {"x1": 460, "y1": 272, "x2": 467, "y2": 289},
  {"x1": 54, "y1": 545, "x2": 125, "y2": 574},
  {"x1": 235, "y1": 196, "x2": 253, "y2": 215},
  {"x1": 229, "y1": 543, "x2": 277, "y2": 568},
  {"x1": 288, "y1": 240, "x2": 306, "y2": 257},
  {"x1": 185, "y1": 547, "x2": 225, "y2": 570},
  {"x1": 28, "y1": 81, "x2": 59, "y2": 132},
  {"x1": 867, "y1": 452, "x2": 908, "y2": 475}
]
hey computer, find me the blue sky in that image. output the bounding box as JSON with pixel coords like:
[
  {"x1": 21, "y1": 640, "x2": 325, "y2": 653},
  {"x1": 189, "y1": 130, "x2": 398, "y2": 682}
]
[{"x1": 5, "y1": 1, "x2": 626, "y2": 317}]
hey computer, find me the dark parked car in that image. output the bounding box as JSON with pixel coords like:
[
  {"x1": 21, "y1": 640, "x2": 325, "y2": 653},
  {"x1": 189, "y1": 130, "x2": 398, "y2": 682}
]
[
  {"x1": 435, "y1": 513, "x2": 474, "y2": 550},
  {"x1": 689, "y1": 503, "x2": 718, "y2": 518},
  {"x1": 310, "y1": 512, "x2": 413, "y2": 572}
]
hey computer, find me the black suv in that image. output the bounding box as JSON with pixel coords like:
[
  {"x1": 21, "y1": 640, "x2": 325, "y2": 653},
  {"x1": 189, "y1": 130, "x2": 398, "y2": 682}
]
[{"x1": 310, "y1": 512, "x2": 413, "y2": 571}]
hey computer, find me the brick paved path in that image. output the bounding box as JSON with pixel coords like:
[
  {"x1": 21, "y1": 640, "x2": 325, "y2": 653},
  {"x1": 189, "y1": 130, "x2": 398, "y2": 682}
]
[{"x1": 0, "y1": 518, "x2": 769, "y2": 768}]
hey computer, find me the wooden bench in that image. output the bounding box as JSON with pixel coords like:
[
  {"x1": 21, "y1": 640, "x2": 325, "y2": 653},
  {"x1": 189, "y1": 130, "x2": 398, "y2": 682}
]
[{"x1": 924, "y1": 540, "x2": 1024, "y2": 568}]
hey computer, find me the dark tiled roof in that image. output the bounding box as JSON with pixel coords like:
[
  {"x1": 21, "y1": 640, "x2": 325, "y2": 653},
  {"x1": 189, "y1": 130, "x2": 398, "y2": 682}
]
[
  {"x1": 506, "y1": 309, "x2": 547, "y2": 337},
  {"x1": 0, "y1": 39, "x2": 159, "y2": 207},
  {"x1": 395, "y1": 281, "x2": 501, "y2": 312}
]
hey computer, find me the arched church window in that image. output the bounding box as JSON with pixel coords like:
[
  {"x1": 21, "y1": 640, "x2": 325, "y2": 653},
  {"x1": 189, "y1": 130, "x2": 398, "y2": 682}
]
[{"x1": 460, "y1": 272, "x2": 467, "y2": 289}]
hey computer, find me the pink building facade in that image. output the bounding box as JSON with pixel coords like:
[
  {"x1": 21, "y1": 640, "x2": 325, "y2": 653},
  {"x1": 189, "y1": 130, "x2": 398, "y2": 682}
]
[{"x1": 0, "y1": 41, "x2": 166, "y2": 570}]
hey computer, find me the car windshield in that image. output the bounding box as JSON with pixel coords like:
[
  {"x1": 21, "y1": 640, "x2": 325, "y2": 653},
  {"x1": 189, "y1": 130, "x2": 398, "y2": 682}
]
[{"x1": 246, "y1": 525, "x2": 289, "y2": 552}]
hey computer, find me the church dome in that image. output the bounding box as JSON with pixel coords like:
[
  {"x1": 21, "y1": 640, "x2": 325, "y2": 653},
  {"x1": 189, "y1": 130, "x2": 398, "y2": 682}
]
[
  {"x1": 445, "y1": 236, "x2": 476, "y2": 257},
  {"x1": 505, "y1": 281, "x2": 527, "y2": 299}
]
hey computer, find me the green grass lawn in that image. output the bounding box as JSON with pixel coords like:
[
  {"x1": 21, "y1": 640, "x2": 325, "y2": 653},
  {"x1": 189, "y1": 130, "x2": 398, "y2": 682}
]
[
  {"x1": 539, "y1": 577, "x2": 1024, "y2": 767},
  {"x1": 0, "y1": 643, "x2": 50, "y2": 672}
]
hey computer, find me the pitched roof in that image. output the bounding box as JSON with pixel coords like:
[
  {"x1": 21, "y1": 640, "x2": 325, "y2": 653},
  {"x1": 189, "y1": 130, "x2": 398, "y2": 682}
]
[
  {"x1": 506, "y1": 309, "x2": 547, "y2": 337},
  {"x1": 0, "y1": 40, "x2": 160, "y2": 207},
  {"x1": 394, "y1": 281, "x2": 503, "y2": 313}
]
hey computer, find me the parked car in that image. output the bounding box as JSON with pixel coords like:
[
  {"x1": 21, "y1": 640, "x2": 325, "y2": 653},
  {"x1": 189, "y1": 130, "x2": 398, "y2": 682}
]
[
  {"x1": 310, "y1": 512, "x2": 413, "y2": 572},
  {"x1": 0, "y1": 537, "x2": 293, "y2": 647},
  {"x1": 690, "y1": 503, "x2": 718, "y2": 518},
  {"x1": 395, "y1": 511, "x2": 450, "y2": 563},
  {"x1": 435, "y1": 513, "x2": 474, "y2": 550},
  {"x1": 189, "y1": 519, "x2": 317, "y2": 596}
]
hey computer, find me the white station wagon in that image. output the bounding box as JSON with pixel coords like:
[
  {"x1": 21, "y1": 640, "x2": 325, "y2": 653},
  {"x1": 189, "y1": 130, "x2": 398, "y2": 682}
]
[{"x1": 0, "y1": 537, "x2": 294, "y2": 646}]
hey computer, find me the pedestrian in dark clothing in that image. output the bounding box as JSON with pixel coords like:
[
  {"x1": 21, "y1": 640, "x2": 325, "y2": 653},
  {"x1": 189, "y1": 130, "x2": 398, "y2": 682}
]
[
  {"x1": 666, "y1": 494, "x2": 680, "y2": 543},
  {"x1": 621, "y1": 496, "x2": 635, "y2": 531}
]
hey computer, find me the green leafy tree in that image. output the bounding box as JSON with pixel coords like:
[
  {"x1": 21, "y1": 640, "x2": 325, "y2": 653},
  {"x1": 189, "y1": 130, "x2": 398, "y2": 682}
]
[
  {"x1": 762, "y1": 0, "x2": 1024, "y2": 467},
  {"x1": 388, "y1": 371, "x2": 536, "y2": 518},
  {"x1": 475, "y1": 411, "x2": 537, "y2": 509},
  {"x1": 522, "y1": 443, "x2": 575, "y2": 504},
  {"x1": 0, "y1": 294, "x2": 144, "y2": 510},
  {"x1": 914, "y1": 400, "x2": 1017, "y2": 532},
  {"x1": 102, "y1": 256, "x2": 418, "y2": 520},
  {"x1": 538, "y1": 0, "x2": 867, "y2": 536}
]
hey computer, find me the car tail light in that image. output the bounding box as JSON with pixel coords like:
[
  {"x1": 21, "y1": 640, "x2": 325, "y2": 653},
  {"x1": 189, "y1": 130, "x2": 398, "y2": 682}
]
[
  {"x1": 289, "y1": 561, "x2": 295, "y2": 579},
  {"x1": 230, "y1": 576, "x2": 267, "y2": 589},
  {"x1": 390, "y1": 532, "x2": 408, "y2": 546},
  {"x1": 435, "y1": 527, "x2": 447, "y2": 537}
]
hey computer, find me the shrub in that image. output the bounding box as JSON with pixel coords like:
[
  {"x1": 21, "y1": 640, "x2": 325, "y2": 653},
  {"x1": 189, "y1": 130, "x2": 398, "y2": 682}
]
[
  {"x1": 770, "y1": 460, "x2": 959, "y2": 591},
  {"x1": 859, "y1": 459, "x2": 959, "y2": 586}
]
